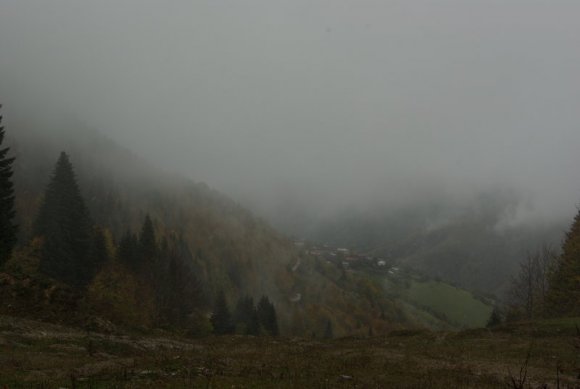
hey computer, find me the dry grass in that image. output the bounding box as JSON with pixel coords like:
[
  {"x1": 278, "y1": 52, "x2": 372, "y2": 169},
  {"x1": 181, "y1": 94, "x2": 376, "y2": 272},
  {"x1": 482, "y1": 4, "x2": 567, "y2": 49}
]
[{"x1": 0, "y1": 315, "x2": 578, "y2": 388}]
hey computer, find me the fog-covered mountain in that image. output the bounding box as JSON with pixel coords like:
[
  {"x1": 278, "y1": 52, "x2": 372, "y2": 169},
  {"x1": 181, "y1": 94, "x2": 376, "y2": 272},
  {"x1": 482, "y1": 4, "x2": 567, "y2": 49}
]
[
  {"x1": 3, "y1": 104, "x2": 417, "y2": 336},
  {"x1": 301, "y1": 193, "x2": 568, "y2": 296}
]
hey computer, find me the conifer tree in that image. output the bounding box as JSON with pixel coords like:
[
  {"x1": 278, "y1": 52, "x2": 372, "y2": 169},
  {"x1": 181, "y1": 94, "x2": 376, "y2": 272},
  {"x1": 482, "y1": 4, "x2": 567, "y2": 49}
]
[
  {"x1": 86, "y1": 226, "x2": 110, "y2": 281},
  {"x1": 160, "y1": 244, "x2": 203, "y2": 328},
  {"x1": 135, "y1": 215, "x2": 161, "y2": 296},
  {"x1": 210, "y1": 290, "x2": 234, "y2": 335},
  {"x1": 546, "y1": 208, "x2": 580, "y2": 316},
  {"x1": 140, "y1": 215, "x2": 156, "y2": 258},
  {"x1": 234, "y1": 296, "x2": 259, "y2": 335},
  {"x1": 35, "y1": 152, "x2": 92, "y2": 286},
  {"x1": 163, "y1": 255, "x2": 184, "y2": 326},
  {"x1": 0, "y1": 106, "x2": 17, "y2": 266},
  {"x1": 257, "y1": 296, "x2": 279, "y2": 336},
  {"x1": 118, "y1": 230, "x2": 139, "y2": 269}
]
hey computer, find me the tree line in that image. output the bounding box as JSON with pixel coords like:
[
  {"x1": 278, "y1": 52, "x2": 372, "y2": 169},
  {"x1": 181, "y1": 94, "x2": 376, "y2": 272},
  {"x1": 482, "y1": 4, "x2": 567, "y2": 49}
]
[{"x1": 211, "y1": 292, "x2": 279, "y2": 336}]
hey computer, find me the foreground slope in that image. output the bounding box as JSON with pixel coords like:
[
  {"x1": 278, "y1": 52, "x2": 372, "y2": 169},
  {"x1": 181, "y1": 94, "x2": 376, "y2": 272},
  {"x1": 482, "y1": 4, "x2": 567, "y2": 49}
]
[{"x1": 0, "y1": 314, "x2": 578, "y2": 388}]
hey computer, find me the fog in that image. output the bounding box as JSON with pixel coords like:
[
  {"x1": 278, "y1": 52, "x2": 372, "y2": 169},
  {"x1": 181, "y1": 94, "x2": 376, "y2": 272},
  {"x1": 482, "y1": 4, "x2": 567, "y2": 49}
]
[{"x1": 1, "y1": 1, "x2": 580, "y2": 232}]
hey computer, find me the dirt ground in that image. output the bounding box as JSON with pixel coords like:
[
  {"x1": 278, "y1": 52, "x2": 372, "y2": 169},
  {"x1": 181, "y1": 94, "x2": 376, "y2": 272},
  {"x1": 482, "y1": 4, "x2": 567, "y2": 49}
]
[{"x1": 0, "y1": 315, "x2": 579, "y2": 388}]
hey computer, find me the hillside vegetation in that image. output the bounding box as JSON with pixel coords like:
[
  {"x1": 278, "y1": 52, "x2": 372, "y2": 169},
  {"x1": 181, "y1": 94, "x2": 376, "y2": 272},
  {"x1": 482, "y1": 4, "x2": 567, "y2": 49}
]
[{"x1": 1, "y1": 108, "x2": 414, "y2": 337}]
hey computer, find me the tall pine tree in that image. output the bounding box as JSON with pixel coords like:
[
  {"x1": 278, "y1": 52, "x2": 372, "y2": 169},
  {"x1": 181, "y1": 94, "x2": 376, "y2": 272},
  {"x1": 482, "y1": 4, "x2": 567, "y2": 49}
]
[
  {"x1": 210, "y1": 290, "x2": 234, "y2": 335},
  {"x1": 0, "y1": 105, "x2": 17, "y2": 266},
  {"x1": 118, "y1": 230, "x2": 139, "y2": 270},
  {"x1": 35, "y1": 152, "x2": 93, "y2": 287},
  {"x1": 139, "y1": 214, "x2": 157, "y2": 268},
  {"x1": 234, "y1": 296, "x2": 260, "y2": 335}
]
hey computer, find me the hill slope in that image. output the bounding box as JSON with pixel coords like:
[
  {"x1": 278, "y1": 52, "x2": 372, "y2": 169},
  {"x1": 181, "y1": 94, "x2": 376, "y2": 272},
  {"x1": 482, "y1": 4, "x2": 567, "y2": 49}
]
[
  {"x1": 0, "y1": 314, "x2": 578, "y2": 388},
  {"x1": 310, "y1": 199, "x2": 566, "y2": 297},
  {"x1": 3, "y1": 107, "x2": 414, "y2": 336}
]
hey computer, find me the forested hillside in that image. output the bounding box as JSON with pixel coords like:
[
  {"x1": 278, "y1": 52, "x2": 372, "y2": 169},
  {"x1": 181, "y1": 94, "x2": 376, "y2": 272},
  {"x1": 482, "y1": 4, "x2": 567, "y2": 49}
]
[{"x1": 0, "y1": 106, "x2": 412, "y2": 336}]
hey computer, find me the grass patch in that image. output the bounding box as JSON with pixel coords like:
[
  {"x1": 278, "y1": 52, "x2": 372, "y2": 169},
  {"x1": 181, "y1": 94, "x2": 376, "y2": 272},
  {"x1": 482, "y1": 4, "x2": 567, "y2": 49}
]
[{"x1": 404, "y1": 280, "x2": 493, "y2": 328}]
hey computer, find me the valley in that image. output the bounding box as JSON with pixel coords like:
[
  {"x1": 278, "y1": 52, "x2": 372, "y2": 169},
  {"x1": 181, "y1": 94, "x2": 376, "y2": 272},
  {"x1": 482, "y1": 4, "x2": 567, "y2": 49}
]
[
  {"x1": 295, "y1": 240, "x2": 494, "y2": 329},
  {"x1": 1, "y1": 2, "x2": 580, "y2": 385}
]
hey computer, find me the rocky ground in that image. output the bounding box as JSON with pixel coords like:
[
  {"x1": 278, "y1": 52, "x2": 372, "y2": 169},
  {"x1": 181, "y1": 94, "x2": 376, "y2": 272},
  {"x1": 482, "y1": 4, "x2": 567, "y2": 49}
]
[{"x1": 0, "y1": 315, "x2": 579, "y2": 388}]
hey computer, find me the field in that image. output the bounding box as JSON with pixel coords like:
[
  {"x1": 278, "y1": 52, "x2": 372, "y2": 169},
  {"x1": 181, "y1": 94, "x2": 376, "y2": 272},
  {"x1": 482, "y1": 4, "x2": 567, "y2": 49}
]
[
  {"x1": 1, "y1": 315, "x2": 579, "y2": 388},
  {"x1": 382, "y1": 272, "x2": 494, "y2": 329},
  {"x1": 404, "y1": 280, "x2": 493, "y2": 328}
]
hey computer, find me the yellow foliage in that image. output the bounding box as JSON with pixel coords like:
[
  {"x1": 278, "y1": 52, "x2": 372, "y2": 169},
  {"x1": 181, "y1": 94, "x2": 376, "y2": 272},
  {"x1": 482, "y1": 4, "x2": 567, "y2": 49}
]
[
  {"x1": 101, "y1": 228, "x2": 117, "y2": 259},
  {"x1": 3, "y1": 237, "x2": 43, "y2": 276},
  {"x1": 87, "y1": 262, "x2": 155, "y2": 328}
]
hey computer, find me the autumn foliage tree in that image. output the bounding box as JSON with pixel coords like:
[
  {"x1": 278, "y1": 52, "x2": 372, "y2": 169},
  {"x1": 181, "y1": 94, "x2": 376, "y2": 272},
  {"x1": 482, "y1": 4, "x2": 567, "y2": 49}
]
[
  {"x1": 507, "y1": 245, "x2": 556, "y2": 320},
  {"x1": 87, "y1": 261, "x2": 156, "y2": 327}
]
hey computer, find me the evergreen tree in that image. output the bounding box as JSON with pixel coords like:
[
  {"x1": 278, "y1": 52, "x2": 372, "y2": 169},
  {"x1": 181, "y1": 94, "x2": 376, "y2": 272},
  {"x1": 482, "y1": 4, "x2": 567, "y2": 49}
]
[
  {"x1": 35, "y1": 152, "x2": 92, "y2": 287},
  {"x1": 257, "y1": 296, "x2": 279, "y2": 336},
  {"x1": 0, "y1": 106, "x2": 17, "y2": 266},
  {"x1": 546, "y1": 209, "x2": 580, "y2": 316},
  {"x1": 160, "y1": 243, "x2": 203, "y2": 328},
  {"x1": 118, "y1": 230, "x2": 139, "y2": 269},
  {"x1": 138, "y1": 214, "x2": 158, "y2": 278},
  {"x1": 210, "y1": 290, "x2": 234, "y2": 335},
  {"x1": 140, "y1": 214, "x2": 156, "y2": 260},
  {"x1": 163, "y1": 255, "x2": 184, "y2": 326},
  {"x1": 234, "y1": 296, "x2": 259, "y2": 335},
  {"x1": 86, "y1": 226, "x2": 110, "y2": 281}
]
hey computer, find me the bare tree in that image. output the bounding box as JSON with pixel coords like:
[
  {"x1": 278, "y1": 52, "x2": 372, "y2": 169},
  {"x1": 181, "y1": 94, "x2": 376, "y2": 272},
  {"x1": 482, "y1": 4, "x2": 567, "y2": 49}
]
[
  {"x1": 537, "y1": 244, "x2": 557, "y2": 307},
  {"x1": 508, "y1": 244, "x2": 557, "y2": 320}
]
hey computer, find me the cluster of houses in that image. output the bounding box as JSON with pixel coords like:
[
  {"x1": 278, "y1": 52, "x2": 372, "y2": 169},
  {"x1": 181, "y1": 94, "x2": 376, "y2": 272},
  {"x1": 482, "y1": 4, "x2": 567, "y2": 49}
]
[{"x1": 293, "y1": 240, "x2": 400, "y2": 274}]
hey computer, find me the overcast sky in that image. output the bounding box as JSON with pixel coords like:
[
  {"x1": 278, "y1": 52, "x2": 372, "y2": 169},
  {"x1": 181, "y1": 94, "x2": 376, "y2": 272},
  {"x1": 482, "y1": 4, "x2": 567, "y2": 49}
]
[{"x1": 1, "y1": 1, "x2": 580, "y2": 227}]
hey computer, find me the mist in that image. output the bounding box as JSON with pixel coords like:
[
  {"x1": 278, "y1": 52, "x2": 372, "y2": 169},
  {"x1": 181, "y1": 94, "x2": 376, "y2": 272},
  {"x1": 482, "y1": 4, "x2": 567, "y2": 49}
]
[{"x1": 1, "y1": 1, "x2": 580, "y2": 233}]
